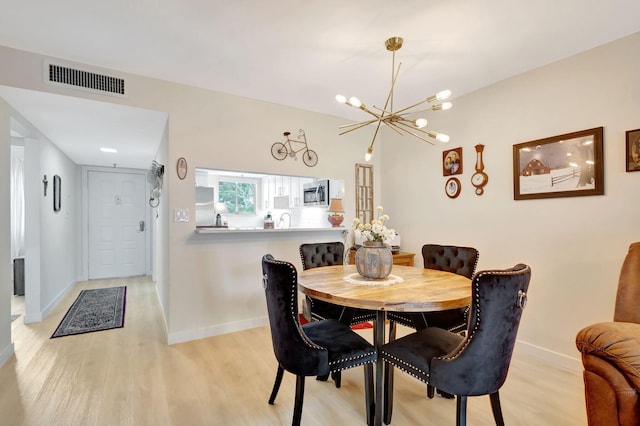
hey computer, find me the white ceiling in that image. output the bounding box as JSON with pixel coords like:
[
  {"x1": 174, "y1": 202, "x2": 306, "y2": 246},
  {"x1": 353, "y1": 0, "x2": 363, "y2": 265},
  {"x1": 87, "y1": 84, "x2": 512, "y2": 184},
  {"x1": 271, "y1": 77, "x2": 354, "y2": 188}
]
[{"x1": 1, "y1": 0, "x2": 639, "y2": 169}]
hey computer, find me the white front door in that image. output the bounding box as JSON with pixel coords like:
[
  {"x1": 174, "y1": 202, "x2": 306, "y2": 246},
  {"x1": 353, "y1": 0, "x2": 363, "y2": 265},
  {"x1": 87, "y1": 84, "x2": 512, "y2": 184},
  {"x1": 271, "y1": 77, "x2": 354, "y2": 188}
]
[{"x1": 88, "y1": 171, "x2": 147, "y2": 279}]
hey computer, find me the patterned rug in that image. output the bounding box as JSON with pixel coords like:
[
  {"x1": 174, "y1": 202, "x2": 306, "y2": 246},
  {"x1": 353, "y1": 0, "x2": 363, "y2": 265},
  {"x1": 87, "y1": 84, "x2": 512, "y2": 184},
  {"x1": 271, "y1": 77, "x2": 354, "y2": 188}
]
[{"x1": 51, "y1": 286, "x2": 126, "y2": 338}]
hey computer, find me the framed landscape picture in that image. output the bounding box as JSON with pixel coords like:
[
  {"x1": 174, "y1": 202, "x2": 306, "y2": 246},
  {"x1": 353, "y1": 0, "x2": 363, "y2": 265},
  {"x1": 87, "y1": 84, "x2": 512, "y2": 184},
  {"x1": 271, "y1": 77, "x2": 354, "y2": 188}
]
[
  {"x1": 626, "y1": 128, "x2": 640, "y2": 172},
  {"x1": 513, "y1": 127, "x2": 604, "y2": 200}
]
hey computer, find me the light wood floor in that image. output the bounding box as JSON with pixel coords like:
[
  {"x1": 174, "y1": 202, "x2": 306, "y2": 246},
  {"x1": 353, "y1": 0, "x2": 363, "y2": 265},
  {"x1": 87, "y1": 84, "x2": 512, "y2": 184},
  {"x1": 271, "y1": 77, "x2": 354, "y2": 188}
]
[{"x1": 2, "y1": 276, "x2": 587, "y2": 425}]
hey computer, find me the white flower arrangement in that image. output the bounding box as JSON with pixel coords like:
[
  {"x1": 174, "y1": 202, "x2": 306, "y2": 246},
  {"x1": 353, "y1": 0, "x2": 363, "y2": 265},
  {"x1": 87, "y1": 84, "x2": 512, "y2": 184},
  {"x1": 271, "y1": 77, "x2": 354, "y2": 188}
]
[{"x1": 352, "y1": 206, "x2": 396, "y2": 244}]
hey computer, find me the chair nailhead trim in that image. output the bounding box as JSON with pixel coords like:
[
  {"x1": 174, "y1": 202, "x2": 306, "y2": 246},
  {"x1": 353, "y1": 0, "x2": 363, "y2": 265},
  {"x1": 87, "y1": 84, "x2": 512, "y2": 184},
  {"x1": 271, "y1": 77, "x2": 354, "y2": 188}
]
[
  {"x1": 329, "y1": 350, "x2": 377, "y2": 372},
  {"x1": 381, "y1": 352, "x2": 429, "y2": 383}
]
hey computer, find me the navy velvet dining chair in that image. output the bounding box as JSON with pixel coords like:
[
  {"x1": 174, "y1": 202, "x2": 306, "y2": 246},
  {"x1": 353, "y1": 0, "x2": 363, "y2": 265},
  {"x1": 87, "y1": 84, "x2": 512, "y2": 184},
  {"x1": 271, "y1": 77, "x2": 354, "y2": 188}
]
[
  {"x1": 262, "y1": 254, "x2": 376, "y2": 426},
  {"x1": 386, "y1": 244, "x2": 479, "y2": 399},
  {"x1": 381, "y1": 263, "x2": 531, "y2": 425}
]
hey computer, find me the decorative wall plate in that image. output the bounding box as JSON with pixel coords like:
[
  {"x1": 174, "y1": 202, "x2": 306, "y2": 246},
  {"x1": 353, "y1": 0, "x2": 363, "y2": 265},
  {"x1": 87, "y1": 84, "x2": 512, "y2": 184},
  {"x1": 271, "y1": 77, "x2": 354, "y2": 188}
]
[{"x1": 445, "y1": 177, "x2": 461, "y2": 198}]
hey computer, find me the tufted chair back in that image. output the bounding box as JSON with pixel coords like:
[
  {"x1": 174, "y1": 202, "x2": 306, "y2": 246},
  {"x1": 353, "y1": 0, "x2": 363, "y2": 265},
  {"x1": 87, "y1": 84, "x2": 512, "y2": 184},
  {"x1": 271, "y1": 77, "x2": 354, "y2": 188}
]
[
  {"x1": 614, "y1": 241, "x2": 640, "y2": 324},
  {"x1": 429, "y1": 264, "x2": 531, "y2": 396},
  {"x1": 299, "y1": 242, "x2": 345, "y2": 270},
  {"x1": 261, "y1": 254, "x2": 328, "y2": 377},
  {"x1": 422, "y1": 244, "x2": 479, "y2": 279}
]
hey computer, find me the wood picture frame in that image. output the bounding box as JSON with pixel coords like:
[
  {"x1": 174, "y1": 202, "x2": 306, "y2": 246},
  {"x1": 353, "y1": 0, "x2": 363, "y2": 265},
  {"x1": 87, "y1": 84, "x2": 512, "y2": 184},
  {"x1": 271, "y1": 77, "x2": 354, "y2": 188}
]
[
  {"x1": 442, "y1": 147, "x2": 462, "y2": 176},
  {"x1": 445, "y1": 177, "x2": 461, "y2": 198},
  {"x1": 513, "y1": 127, "x2": 604, "y2": 200},
  {"x1": 177, "y1": 157, "x2": 188, "y2": 180},
  {"x1": 625, "y1": 128, "x2": 640, "y2": 172}
]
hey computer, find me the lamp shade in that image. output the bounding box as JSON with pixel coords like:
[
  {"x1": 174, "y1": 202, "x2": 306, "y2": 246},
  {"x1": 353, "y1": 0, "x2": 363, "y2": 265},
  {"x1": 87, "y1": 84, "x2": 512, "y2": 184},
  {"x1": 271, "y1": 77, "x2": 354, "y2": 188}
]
[
  {"x1": 327, "y1": 198, "x2": 345, "y2": 213},
  {"x1": 215, "y1": 202, "x2": 228, "y2": 214}
]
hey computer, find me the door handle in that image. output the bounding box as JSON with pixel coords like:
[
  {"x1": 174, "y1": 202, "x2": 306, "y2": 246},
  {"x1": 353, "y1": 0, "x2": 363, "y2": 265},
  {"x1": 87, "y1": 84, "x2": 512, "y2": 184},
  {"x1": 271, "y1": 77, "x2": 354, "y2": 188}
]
[{"x1": 139, "y1": 220, "x2": 146, "y2": 232}]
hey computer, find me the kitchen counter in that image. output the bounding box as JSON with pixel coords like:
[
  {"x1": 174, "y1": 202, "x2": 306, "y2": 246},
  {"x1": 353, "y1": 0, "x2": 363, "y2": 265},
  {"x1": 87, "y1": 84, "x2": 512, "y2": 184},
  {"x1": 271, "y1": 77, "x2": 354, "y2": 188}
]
[{"x1": 194, "y1": 226, "x2": 346, "y2": 234}]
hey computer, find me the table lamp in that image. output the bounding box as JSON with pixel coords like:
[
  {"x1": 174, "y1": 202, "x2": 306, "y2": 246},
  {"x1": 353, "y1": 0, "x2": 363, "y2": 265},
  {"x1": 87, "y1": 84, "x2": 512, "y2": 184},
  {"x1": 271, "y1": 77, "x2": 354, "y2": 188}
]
[{"x1": 327, "y1": 198, "x2": 345, "y2": 227}]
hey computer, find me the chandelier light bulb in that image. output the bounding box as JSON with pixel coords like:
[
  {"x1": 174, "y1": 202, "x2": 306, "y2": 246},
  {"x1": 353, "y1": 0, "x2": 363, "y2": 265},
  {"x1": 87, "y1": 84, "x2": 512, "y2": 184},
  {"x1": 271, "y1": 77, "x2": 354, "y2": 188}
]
[
  {"x1": 365, "y1": 146, "x2": 373, "y2": 161},
  {"x1": 349, "y1": 97, "x2": 362, "y2": 108},
  {"x1": 415, "y1": 118, "x2": 428, "y2": 128},
  {"x1": 441, "y1": 102, "x2": 453, "y2": 110},
  {"x1": 436, "y1": 133, "x2": 450, "y2": 143},
  {"x1": 335, "y1": 94, "x2": 347, "y2": 104},
  {"x1": 436, "y1": 90, "x2": 452, "y2": 101}
]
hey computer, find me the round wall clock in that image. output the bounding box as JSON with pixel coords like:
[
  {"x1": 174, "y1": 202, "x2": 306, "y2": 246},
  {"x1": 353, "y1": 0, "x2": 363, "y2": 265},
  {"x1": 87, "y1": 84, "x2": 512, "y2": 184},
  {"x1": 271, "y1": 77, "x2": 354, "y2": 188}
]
[
  {"x1": 445, "y1": 177, "x2": 461, "y2": 198},
  {"x1": 177, "y1": 157, "x2": 187, "y2": 180}
]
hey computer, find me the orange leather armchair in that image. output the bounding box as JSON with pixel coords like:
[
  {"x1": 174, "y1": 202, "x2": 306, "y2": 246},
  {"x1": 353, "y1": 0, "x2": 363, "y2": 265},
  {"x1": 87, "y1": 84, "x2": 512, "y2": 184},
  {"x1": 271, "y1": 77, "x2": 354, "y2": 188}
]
[{"x1": 576, "y1": 242, "x2": 640, "y2": 426}]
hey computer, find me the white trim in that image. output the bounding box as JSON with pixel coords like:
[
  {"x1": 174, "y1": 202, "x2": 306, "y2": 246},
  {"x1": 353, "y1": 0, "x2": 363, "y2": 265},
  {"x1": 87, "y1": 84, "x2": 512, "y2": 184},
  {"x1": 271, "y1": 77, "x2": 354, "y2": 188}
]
[
  {"x1": 0, "y1": 342, "x2": 15, "y2": 368},
  {"x1": 167, "y1": 317, "x2": 268, "y2": 345},
  {"x1": 515, "y1": 339, "x2": 583, "y2": 373}
]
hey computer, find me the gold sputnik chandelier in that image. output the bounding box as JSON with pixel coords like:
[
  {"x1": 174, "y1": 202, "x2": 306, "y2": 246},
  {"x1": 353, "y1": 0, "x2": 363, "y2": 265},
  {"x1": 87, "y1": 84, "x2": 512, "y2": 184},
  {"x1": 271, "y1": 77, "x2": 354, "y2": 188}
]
[{"x1": 336, "y1": 36, "x2": 452, "y2": 161}]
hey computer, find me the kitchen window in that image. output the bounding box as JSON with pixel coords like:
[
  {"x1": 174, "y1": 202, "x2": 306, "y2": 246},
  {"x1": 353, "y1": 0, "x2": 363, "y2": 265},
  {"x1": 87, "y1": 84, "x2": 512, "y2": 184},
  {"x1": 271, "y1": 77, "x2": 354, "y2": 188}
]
[{"x1": 219, "y1": 179, "x2": 256, "y2": 214}]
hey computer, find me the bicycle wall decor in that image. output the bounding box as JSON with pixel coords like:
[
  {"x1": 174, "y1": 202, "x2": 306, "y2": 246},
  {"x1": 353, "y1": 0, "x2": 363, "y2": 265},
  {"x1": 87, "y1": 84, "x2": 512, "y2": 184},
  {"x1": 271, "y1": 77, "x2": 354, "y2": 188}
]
[{"x1": 271, "y1": 129, "x2": 318, "y2": 167}]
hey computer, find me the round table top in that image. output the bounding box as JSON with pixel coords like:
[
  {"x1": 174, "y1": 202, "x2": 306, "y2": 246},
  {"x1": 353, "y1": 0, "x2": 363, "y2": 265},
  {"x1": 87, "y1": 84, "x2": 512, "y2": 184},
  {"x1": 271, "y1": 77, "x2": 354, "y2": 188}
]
[{"x1": 298, "y1": 264, "x2": 471, "y2": 312}]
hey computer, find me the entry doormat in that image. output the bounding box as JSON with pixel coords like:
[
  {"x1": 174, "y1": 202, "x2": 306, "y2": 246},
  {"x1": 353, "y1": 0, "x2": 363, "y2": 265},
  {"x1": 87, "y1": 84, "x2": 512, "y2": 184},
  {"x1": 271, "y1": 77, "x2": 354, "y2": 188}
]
[{"x1": 51, "y1": 286, "x2": 126, "y2": 338}]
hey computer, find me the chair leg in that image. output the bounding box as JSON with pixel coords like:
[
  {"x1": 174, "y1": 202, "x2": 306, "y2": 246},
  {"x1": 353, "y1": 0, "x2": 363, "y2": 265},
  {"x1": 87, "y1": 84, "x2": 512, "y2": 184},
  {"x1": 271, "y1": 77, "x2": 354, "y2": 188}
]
[
  {"x1": 427, "y1": 384, "x2": 435, "y2": 399},
  {"x1": 331, "y1": 371, "x2": 342, "y2": 388},
  {"x1": 316, "y1": 374, "x2": 329, "y2": 382},
  {"x1": 388, "y1": 319, "x2": 397, "y2": 342},
  {"x1": 456, "y1": 395, "x2": 467, "y2": 426},
  {"x1": 292, "y1": 375, "x2": 305, "y2": 426},
  {"x1": 383, "y1": 362, "x2": 394, "y2": 425},
  {"x1": 489, "y1": 391, "x2": 505, "y2": 426},
  {"x1": 269, "y1": 366, "x2": 284, "y2": 404},
  {"x1": 364, "y1": 363, "x2": 374, "y2": 426}
]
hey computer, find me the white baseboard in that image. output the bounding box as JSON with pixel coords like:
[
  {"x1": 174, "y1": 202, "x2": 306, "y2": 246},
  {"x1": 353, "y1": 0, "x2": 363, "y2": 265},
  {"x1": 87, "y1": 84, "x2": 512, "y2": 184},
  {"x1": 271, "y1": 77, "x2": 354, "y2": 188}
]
[
  {"x1": 515, "y1": 339, "x2": 583, "y2": 373},
  {"x1": 24, "y1": 280, "x2": 75, "y2": 324},
  {"x1": 167, "y1": 316, "x2": 269, "y2": 345},
  {"x1": 0, "y1": 342, "x2": 15, "y2": 368}
]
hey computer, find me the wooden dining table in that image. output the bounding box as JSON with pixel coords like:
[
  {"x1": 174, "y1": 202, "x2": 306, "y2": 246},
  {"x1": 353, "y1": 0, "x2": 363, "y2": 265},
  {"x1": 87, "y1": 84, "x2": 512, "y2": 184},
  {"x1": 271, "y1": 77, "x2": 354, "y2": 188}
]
[{"x1": 298, "y1": 264, "x2": 472, "y2": 426}]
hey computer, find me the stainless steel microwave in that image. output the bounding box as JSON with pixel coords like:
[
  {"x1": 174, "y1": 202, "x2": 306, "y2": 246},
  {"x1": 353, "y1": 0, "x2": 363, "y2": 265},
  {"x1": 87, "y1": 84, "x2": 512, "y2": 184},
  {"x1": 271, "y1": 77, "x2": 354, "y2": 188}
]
[{"x1": 303, "y1": 179, "x2": 329, "y2": 206}]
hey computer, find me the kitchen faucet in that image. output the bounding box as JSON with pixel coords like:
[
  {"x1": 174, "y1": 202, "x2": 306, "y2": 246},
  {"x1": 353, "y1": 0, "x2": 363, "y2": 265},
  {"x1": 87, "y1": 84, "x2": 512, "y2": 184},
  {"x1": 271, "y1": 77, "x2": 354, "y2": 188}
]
[{"x1": 278, "y1": 212, "x2": 291, "y2": 229}]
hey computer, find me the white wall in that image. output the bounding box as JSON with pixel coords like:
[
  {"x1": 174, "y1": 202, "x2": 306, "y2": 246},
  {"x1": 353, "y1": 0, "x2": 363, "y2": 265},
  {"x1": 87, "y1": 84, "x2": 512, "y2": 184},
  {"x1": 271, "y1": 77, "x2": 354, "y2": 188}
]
[
  {"x1": 9, "y1": 106, "x2": 79, "y2": 323},
  {"x1": 0, "y1": 100, "x2": 14, "y2": 365},
  {"x1": 382, "y1": 32, "x2": 640, "y2": 369}
]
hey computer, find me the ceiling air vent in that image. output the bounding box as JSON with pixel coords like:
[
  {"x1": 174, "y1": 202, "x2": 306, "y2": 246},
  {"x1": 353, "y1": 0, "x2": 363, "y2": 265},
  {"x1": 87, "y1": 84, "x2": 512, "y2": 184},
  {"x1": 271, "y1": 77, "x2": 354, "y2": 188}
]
[{"x1": 44, "y1": 61, "x2": 127, "y2": 97}]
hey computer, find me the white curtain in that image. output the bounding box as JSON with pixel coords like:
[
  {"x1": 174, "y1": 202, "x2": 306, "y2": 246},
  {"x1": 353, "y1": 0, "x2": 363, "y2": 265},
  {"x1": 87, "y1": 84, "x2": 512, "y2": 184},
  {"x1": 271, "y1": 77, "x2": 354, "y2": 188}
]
[{"x1": 10, "y1": 146, "x2": 25, "y2": 259}]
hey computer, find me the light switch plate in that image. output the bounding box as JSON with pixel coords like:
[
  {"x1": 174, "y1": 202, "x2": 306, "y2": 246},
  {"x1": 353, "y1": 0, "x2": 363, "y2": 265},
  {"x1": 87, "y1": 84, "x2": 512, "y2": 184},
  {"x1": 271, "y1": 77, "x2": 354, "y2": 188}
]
[{"x1": 174, "y1": 208, "x2": 190, "y2": 222}]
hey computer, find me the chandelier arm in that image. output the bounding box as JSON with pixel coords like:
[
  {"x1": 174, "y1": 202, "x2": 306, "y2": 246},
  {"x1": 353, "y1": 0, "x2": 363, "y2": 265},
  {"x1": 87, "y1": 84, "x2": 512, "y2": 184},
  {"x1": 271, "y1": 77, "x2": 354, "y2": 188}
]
[
  {"x1": 393, "y1": 98, "x2": 442, "y2": 116},
  {"x1": 338, "y1": 119, "x2": 380, "y2": 135},
  {"x1": 382, "y1": 63, "x2": 401, "y2": 112},
  {"x1": 383, "y1": 121, "x2": 406, "y2": 136},
  {"x1": 338, "y1": 117, "x2": 380, "y2": 129},
  {"x1": 393, "y1": 121, "x2": 436, "y2": 145},
  {"x1": 367, "y1": 119, "x2": 385, "y2": 153}
]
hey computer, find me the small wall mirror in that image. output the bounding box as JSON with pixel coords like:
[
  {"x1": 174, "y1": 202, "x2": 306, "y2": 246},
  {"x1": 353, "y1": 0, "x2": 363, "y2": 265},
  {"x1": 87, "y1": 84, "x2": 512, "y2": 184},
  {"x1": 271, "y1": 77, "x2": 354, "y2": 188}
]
[{"x1": 53, "y1": 175, "x2": 61, "y2": 212}]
